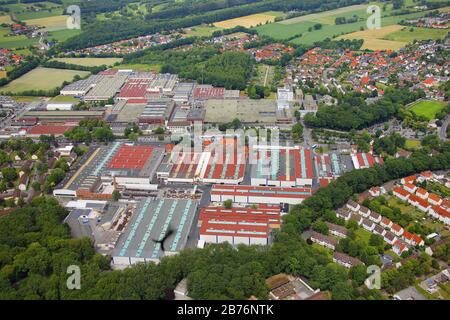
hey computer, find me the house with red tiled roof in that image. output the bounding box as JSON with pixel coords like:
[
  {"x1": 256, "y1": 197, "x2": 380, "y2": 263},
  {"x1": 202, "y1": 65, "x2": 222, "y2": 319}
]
[
  {"x1": 408, "y1": 194, "x2": 431, "y2": 213},
  {"x1": 428, "y1": 194, "x2": 442, "y2": 206},
  {"x1": 393, "y1": 240, "x2": 409, "y2": 255},
  {"x1": 401, "y1": 175, "x2": 416, "y2": 185},
  {"x1": 391, "y1": 223, "x2": 404, "y2": 237},
  {"x1": 393, "y1": 186, "x2": 411, "y2": 201},
  {"x1": 429, "y1": 205, "x2": 450, "y2": 225},
  {"x1": 416, "y1": 188, "x2": 429, "y2": 200},
  {"x1": 380, "y1": 217, "x2": 392, "y2": 229},
  {"x1": 404, "y1": 183, "x2": 417, "y2": 193}
]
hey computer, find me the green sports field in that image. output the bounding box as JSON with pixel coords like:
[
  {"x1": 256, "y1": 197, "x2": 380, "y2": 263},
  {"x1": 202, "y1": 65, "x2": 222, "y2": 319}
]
[
  {"x1": 0, "y1": 67, "x2": 90, "y2": 93},
  {"x1": 409, "y1": 100, "x2": 447, "y2": 120}
]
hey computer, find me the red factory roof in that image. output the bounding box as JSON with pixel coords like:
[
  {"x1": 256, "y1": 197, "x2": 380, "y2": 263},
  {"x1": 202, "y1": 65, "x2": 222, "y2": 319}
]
[
  {"x1": 108, "y1": 145, "x2": 154, "y2": 170},
  {"x1": 118, "y1": 79, "x2": 152, "y2": 98},
  {"x1": 27, "y1": 124, "x2": 75, "y2": 135},
  {"x1": 194, "y1": 86, "x2": 225, "y2": 100},
  {"x1": 200, "y1": 205, "x2": 281, "y2": 228}
]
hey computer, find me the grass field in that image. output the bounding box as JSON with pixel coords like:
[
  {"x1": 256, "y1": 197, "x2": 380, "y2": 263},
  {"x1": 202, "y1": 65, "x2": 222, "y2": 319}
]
[
  {"x1": 0, "y1": 67, "x2": 90, "y2": 93},
  {"x1": 384, "y1": 26, "x2": 449, "y2": 42},
  {"x1": 0, "y1": 15, "x2": 13, "y2": 24},
  {"x1": 254, "y1": 64, "x2": 275, "y2": 87},
  {"x1": 52, "y1": 57, "x2": 123, "y2": 67},
  {"x1": 0, "y1": 34, "x2": 38, "y2": 49},
  {"x1": 214, "y1": 12, "x2": 281, "y2": 28},
  {"x1": 405, "y1": 139, "x2": 421, "y2": 150},
  {"x1": 50, "y1": 95, "x2": 80, "y2": 103},
  {"x1": 16, "y1": 8, "x2": 63, "y2": 21},
  {"x1": 24, "y1": 15, "x2": 68, "y2": 31},
  {"x1": 280, "y1": 4, "x2": 368, "y2": 25},
  {"x1": 184, "y1": 25, "x2": 223, "y2": 37},
  {"x1": 409, "y1": 100, "x2": 447, "y2": 120},
  {"x1": 47, "y1": 29, "x2": 82, "y2": 42}
]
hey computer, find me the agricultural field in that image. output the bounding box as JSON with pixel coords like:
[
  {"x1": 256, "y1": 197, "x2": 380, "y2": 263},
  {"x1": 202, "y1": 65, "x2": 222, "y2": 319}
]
[
  {"x1": 47, "y1": 29, "x2": 82, "y2": 42},
  {"x1": 0, "y1": 15, "x2": 13, "y2": 24},
  {"x1": 24, "y1": 15, "x2": 68, "y2": 32},
  {"x1": 337, "y1": 25, "x2": 406, "y2": 50},
  {"x1": 384, "y1": 26, "x2": 449, "y2": 43},
  {"x1": 0, "y1": 33, "x2": 39, "y2": 49},
  {"x1": 214, "y1": 12, "x2": 282, "y2": 28},
  {"x1": 409, "y1": 100, "x2": 447, "y2": 120},
  {"x1": 51, "y1": 57, "x2": 123, "y2": 67},
  {"x1": 255, "y1": 2, "x2": 447, "y2": 47},
  {"x1": 0, "y1": 67, "x2": 90, "y2": 93}
]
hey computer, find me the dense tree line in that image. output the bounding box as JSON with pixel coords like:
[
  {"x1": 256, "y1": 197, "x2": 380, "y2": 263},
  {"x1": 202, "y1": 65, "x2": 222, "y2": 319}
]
[
  {"x1": 304, "y1": 88, "x2": 426, "y2": 130},
  {"x1": 64, "y1": 120, "x2": 114, "y2": 143},
  {"x1": 0, "y1": 58, "x2": 40, "y2": 87},
  {"x1": 42, "y1": 60, "x2": 107, "y2": 74}
]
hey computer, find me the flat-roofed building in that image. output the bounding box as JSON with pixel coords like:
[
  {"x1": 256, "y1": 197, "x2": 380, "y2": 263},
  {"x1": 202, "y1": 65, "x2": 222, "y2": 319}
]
[
  {"x1": 20, "y1": 110, "x2": 104, "y2": 123},
  {"x1": 112, "y1": 198, "x2": 197, "y2": 265},
  {"x1": 211, "y1": 184, "x2": 312, "y2": 205},
  {"x1": 250, "y1": 145, "x2": 314, "y2": 187},
  {"x1": 138, "y1": 99, "x2": 175, "y2": 125},
  {"x1": 84, "y1": 74, "x2": 128, "y2": 101},
  {"x1": 199, "y1": 205, "x2": 281, "y2": 246}
]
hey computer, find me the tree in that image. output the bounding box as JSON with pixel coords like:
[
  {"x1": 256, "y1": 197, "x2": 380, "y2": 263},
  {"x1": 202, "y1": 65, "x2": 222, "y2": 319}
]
[
  {"x1": 112, "y1": 190, "x2": 121, "y2": 202},
  {"x1": 153, "y1": 127, "x2": 165, "y2": 135},
  {"x1": 1, "y1": 167, "x2": 18, "y2": 183},
  {"x1": 331, "y1": 281, "x2": 354, "y2": 300},
  {"x1": 313, "y1": 221, "x2": 329, "y2": 235},
  {"x1": 349, "y1": 264, "x2": 367, "y2": 285},
  {"x1": 292, "y1": 123, "x2": 304, "y2": 141},
  {"x1": 223, "y1": 199, "x2": 233, "y2": 209}
]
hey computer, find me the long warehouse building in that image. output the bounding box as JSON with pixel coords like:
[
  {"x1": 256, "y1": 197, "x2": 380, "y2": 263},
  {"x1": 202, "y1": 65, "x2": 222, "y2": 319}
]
[{"x1": 210, "y1": 185, "x2": 312, "y2": 205}]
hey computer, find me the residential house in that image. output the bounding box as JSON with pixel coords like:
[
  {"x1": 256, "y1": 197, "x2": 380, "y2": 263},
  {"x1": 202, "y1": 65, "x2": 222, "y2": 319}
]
[
  {"x1": 380, "y1": 217, "x2": 393, "y2": 229},
  {"x1": 350, "y1": 214, "x2": 363, "y2": 225},
  {"x1": 358, "y1": 206, "x2": 371, "y2": 218},
  {"x1": 373, "y1": 224, "x2": 386, "y2": 236},
  {"x1": 391, "y1": 223, "x2": 404, "y2": 237},
  {"x1": 403, "y1": 231, "x2": 424, "y2": 247},
  {"x1": 393, "y1": 240, "x2": 409, "y2": 256},
  {"x1": 336, "y1": 208, "x2": 351, "y2": 221},
  {"x1": 429, "y1": 205, "x2": 450, "y2": 225},
  {"x1": 310, "y1": 231, "x2": 338, "y2": 250},
  {"x1": 428, "y1": 194, "x2": 442, "y2": 206},
  {"x1": 346, "y1": 200, "x2": 360, "y2": 212},
  {"x1": 326, "y1": 222, "x2": 348, "y2": 238},
  {"x1": 362, "y1": 219, "x2": 375, "y2": 232},
  {"x1": 401, "y1": 175, "x2": 416, "y2": 185},
  {"x1": 404, "y1": 183, "x2": 417, "y2": 193},
  {"x1": 369, "y1": 211, "x2": 381, "y2": 223},
  {"x1": 415, "y1": 188, "x2": 429, "y2": 200},
  {"x1": 393, "y1": 186, "x2": 411, "y2": 201},
  {"x1": 384, "y1": 231, "x2": 397, "y2": 245},
  {"x1": 369, "y1": 186, "x2": 385, "y2": 197},
  {"x1": 333, "y1": 252, "x2": 363, "y2": 269}
]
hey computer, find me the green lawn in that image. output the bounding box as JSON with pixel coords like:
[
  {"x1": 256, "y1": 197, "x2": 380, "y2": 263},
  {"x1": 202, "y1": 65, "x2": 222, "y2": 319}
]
[
  {"x1": 184, "y1": 25, "x2": 223, "y2": 37},
  {"x1": 48, "y1": 29, "x2": 82, "y2": 42},
  {"x1": 355, "y1": 228, "x2": 372, "y2": 245},
  {"x1": 405, "y1": 139, "x2": 421, "y2": 150},
  {"x1": 49, "y1": 95, "x2": 80, "y2": 103},
  {"x1": 0, "y1": 67, "x2": 90, "y2": 93},
  {"x1": 113, "y1": 63, "x2": 161, "y2": 72},
  {"x1": 409, "y1": 100, "x2": 447, "y2": 120}
]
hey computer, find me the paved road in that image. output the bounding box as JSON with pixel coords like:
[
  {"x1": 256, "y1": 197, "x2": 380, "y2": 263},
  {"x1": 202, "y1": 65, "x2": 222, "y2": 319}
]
[{"x1": 438, "y1": 115, "x2": 449, "y2": 141}]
